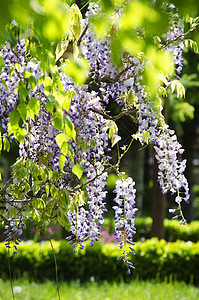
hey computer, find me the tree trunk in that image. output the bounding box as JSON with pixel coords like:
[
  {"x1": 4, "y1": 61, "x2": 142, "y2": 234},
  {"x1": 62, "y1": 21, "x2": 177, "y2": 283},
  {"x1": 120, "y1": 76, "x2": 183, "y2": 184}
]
[
  {"x1": 121, "y1": 140, "x2": 145, "y2": 217},
  {"x1": 151, "y1": 156, "x2": 166, "y2": 239},
  {"x1": 151, "y1": 95, "x2": 168, "y2": 239}
]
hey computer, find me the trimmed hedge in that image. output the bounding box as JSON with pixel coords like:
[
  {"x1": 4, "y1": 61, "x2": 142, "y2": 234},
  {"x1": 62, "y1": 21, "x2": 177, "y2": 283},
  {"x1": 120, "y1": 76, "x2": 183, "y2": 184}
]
[
  {"x1": 103, "y1": 217, "x2": 199, "y2": 242},
  {"x1": 0, "y1": 239, "x2": 199, "y2": 284}
]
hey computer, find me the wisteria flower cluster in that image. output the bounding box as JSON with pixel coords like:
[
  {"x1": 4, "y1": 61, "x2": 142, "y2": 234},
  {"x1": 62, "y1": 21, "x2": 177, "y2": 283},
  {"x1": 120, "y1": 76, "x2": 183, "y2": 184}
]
[
  {"x1": 166, "y1": 12, "x2": 184, "y2": 80},
  {"x1": 67, "y1": 163, "x2": 108, "y2": 252},
  {"x1": 113, "y1": 177, "x2": 137, "y2": 272}
]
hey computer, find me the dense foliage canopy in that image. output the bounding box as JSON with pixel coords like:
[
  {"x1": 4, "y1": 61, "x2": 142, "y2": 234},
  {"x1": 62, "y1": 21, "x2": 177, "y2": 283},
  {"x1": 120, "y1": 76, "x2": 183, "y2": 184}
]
[{"x1": 0, "y1": 0, "x2": 199, "y2": 273}]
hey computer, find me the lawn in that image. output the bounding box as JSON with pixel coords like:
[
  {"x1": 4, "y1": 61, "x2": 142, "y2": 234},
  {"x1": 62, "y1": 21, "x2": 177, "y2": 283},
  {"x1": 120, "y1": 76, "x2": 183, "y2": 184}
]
[{"x1": 0, "y1": 279, "x2": 198, "y2": 300}]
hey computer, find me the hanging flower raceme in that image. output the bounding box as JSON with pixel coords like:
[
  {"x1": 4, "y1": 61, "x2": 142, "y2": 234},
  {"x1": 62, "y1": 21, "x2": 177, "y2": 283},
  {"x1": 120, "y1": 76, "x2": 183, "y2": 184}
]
[
  {"x1": 113, "y1": 177, "x2": 137, "y2": 273},
  {"x1": 153, "y1": 126, "x2": 189, "y2": 224},
  {"x1": 67, "y1": 162, "x2": 108, "y2": 252}
]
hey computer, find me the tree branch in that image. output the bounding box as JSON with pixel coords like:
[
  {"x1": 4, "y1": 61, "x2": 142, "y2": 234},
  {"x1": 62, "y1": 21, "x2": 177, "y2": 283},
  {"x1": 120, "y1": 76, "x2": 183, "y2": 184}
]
[{"x1": 89, "y1": 107, "x2": 138, "y2": 124}]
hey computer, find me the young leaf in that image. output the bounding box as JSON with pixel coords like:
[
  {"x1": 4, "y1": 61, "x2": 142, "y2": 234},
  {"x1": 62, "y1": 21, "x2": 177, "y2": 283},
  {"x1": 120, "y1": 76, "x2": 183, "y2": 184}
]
[
  {"x1": 28, "y1": 98, "x2": 40, "y2": 116},
  {"x1": 59, "y1": 154, "x2": 66, "y2": 170},
  {"x1": 3, "y1": 137, "x2": 10, "y2": 152},
  {"x1": 18, "y1": 81, "x2": 29, "y2": 102},
  {"x1": 63, "y1": 116, "x2": 76, "y2": 140},
  {"x1": 169, "y1": 80, "x2": 185, "y2": 98},
  {"x1": 17, "y1": 103, "x2": 28, "y2": 121},
  {"x1": 45, "y1": 101, "x2": 54, "y2": 114},
  {"x1": 52, "y1": 110, "x2": 63, "y2": 131},
  {"x1": 72, "y1": 163, "x2": 83, "y2": 179},
  {"x1": 63, "y1": 58, "x2": 90, "y2": 85},
  {"x1": 55, "y1": 133, "x2": 68, "y2": 149},
  {"x1": 15, "y1": 127, "x2": 27, "y2": 143},
  {"x1": 9, "y1": 110, "x2": 20, "y2": 126}
]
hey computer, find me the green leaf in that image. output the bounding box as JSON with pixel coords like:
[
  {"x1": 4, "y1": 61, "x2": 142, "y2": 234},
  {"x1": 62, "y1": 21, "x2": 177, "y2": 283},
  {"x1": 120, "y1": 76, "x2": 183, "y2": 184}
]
[
  {"x1": 31, "y1": 209, "x2": 41, "y2": 222},
  {"x1": 7, "y1": 208, "x2": 17, "y2": 219},
  {"x1": 50, "y1": 184, "x2": 58, "y2": 198},
  {"x1": 15, "y1": 127, "x2": 27, "y2": 143},
  {"x1": 52, "y1": 90, "x2": 71, "y2": 112},
  {"x1": 18, "y1": 166, "x2": 29, "y2": 181},
  {"x1": 169, "y1": 80, "x2": 186, "y2": 98},
  {"x1": 24, "y1": 70, "x2": 32, "y2": 79},
  {"x1": 63, "y1": 116, "x2": 76, "y2": 140},
  {"x1": 61, "y1": 141, "x2": 69, "y2": 156},
  {"x1": 52, "y1": 170, "x2": 59, "y2": 182},
  {"x1": 0, "y1": 57, "x2": 5, "y2": 73},
  {"x1": 41, "y1": 166, "x2": 49, "y2": 181},
  {"x1": 1, "y1": 79, "x2": 8, "y2": 89},
  {"x1": 69, "y1": 3, "x2": 82, "y2": 40},
  {"x1": 173, "y1": 102, "x2": 195, "y2": 122},
  {"x1": 57, "y1": 208, "x2": 71, "y2": 231},
  {"x1": 7, "y1": 115, "x2": 21, "y2": 139},
  {"x1": 74, "y1": 190, "x2": 87, "y2": 206},
  {"x1": 185, "y1": 39, "x2": 199, "y2": 54},
  {"x1": 28, "y1": 76, "x2": 37, "y2": 89},
  {"x1": 72, "y1": 163, "x2": 83, "y2": 180},
  {"x1": 45, "y1": 101, "x2": 54, "y2": 114},
  {"x1": 142, "y1": 130, "x2": 150, "y2": 145},
  {"x1": 18, "y1": 81, "x2": 29, "y2": 102},
  {"x1": 3, "y1": 137, "x2": 10, "y2": 152},
  {"x1": 9, "y1": 110, "x2": 20, "y2": 126},
  {"x1": 32, "y1": 180, "x2": 42, "y2": 196},
  {"x1": 91, "y1": 15, "x2": 111, "y2": 39},
  {"x1": 28, "y1": 98, "x2": 40, "y2": 116},
  {"x1": 45, "y1": 184, "x2": 50, "y2": 197},
  {"x1": 57, "y1": 189, "x2": 70, "y2": 208},
  {"x1": 119, "y1": 1, "x2": 159, "y2": 30},
  {"x1": 52, "y1": 110, "x2": 63, "y2": 131},
  {"x1": 144, "y1": 46, "x2": 173, "y2": 94},
  {"x1": 55, "y1": 133, "x2": 68, "y2": 149},
  {"x1": 59, "y1": 154, "x2": 65, "y2": 170},
  {"x1": 17, "y1": 103, "x2": 28, "y2": 121},
  {"x1": 43, "y1": 76, "x2": 53, "y2": 92},
  {"x1": 55, "y1": 40, "x2": 69, "y2": 62},
  {"x1": 32, "y1": 199, "x2": 45, "y2": 210},
  {"x1": 110, "y1": 37, "x2": 122, "y2": 65},
  {"x1": 62, "y1": 95, "x2": 71, "y2": 112},
  {"x1": 63, "y1": 58, "x2": 90, "y2": 85}
]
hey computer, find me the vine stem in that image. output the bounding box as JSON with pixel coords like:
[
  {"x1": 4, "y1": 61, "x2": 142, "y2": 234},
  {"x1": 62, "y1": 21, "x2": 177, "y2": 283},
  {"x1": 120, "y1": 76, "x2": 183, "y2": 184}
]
[
  {"x1": 23, "y1": 216, "x2": 61, "y2": 300},
  {"x1": 8, "y1": 248, "x2": 15, "y2": 300},
  {"x1": 44, "y1": 230, "x2": 61, "y2": 300},
  {"x1": 80, "y1": 0, "x2": 91, "y2": 12}
]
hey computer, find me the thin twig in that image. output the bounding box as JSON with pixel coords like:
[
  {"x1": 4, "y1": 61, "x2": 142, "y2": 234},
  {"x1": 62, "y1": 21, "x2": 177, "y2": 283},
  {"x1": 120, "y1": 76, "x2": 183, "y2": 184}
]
[
  {"x1": 87, "y1": 62, "x2": 135, "y2": 85},
  {"x1": 162, "y1": 23, "x2": 199, "y2": 49},
  {"x1": 77, "y1": 24, "x2": 89, "y2": 46},
  {"x1": 74, "y1": 164, "x2": 117, "y2": 191},
  {"x1": 89, "y1": 107, "x2": 137, "y2": 123}
]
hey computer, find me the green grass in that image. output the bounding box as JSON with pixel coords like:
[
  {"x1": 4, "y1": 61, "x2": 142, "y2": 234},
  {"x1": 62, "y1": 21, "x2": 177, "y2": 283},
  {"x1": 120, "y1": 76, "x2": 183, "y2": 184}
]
[{"x1": 0, "y1": 279, "x2": 199, "y2": 300}]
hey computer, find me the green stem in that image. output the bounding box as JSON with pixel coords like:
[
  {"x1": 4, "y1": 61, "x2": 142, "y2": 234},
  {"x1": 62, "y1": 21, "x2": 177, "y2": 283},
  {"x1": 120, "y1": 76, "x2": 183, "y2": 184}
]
[{"x1": 118, "y1": 135, "x2": 135, "y2": 164}]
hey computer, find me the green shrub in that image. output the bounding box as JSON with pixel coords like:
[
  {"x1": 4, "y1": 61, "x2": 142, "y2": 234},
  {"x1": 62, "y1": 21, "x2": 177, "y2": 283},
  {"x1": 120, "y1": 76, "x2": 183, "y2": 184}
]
[
  {"x1": 103, "y1": 217, "x2": 199, "y2": 242},
  {"x1": 0, "y1": 239, "x2": 199, "y2": 284}
]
